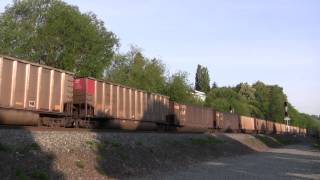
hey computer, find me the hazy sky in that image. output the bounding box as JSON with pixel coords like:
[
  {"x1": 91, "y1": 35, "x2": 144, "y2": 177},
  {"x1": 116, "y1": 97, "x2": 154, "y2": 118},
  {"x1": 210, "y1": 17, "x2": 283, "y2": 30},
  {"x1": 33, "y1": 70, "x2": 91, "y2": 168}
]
[{"x1": 0, "y1": 0, "x2": 319, "y2": 114}]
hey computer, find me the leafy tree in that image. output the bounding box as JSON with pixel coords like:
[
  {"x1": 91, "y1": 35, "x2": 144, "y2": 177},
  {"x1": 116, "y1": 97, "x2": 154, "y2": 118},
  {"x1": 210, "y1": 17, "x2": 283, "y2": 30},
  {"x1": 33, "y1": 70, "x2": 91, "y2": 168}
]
[
  {"x1": 252, "y1": 81, "x2": 272, "y2": 119},
  {"x1": 195, "y1": 64, "x2": 210, "y2": 93},
  {"x1": 268, "y1": 85, "x2": 287, "y2": 123},
  {"x1": 235, "y1": 83, "x2": 256, "y2": 102},
  {"x1": 0, "y1": 0, "x2": 118, "y2": 78},
  {"x1": 165, "y1": 72, "x2": 196, "y2": 104},
  {"x1": 205, "y1": 87, "x2": 253, "y2": 116},
  {"x1": 105, "y1": 53, "x2": 131, "y2": 84},
  {"x1": 106, "y1": 47, "x2": 166, "y2": 94},
  {"x1": 288, "y1": 103, "x2": 304, "y2": 127}
]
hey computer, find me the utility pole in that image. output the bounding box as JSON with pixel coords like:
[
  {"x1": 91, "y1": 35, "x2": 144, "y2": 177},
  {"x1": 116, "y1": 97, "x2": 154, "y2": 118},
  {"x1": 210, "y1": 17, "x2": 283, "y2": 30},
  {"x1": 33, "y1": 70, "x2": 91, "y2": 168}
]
[{"x1": 284, "y1": 102, "x2": 290, "y2": 133}]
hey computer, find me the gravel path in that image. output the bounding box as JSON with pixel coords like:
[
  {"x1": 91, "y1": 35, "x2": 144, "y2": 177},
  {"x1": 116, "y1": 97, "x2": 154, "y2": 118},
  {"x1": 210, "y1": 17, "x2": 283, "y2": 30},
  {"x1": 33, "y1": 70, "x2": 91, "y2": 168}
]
[{"x1": 139, "y1": 144, "x2": 320, "y2": 180}]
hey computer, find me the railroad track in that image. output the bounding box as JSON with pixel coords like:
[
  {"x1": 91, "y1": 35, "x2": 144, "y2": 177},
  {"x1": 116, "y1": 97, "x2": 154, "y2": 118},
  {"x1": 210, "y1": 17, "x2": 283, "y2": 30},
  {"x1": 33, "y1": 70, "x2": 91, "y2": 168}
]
[{"x1": 0, "y1": 125, "x2": 207, "y2": 134}]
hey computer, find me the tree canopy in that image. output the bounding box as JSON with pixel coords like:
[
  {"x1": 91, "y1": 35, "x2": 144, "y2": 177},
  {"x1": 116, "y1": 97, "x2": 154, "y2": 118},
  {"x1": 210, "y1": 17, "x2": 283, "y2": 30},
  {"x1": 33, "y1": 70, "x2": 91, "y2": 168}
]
[
  {"x1": 195, "y1": 64, "x2": 210, "y2": 93},
  {"x1": 106, "y1": 47, "x2": 199, "y2": 104},
  {"x1": 0, "y1": 0, "x2": 118, "y2": 78},
  {"x1": 165, "y1": 72, "x2": 200, "y2": 104},
  {"x1": 106, "y1": 46, "x2": 166, "y2": 94}
]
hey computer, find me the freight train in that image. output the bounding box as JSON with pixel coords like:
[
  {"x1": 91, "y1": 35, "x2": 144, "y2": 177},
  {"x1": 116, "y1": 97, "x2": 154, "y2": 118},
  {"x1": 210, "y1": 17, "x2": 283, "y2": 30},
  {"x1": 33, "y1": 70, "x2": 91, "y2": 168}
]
[{"x1": 0, "y1": 55, "x2": 308, "y2": 135}]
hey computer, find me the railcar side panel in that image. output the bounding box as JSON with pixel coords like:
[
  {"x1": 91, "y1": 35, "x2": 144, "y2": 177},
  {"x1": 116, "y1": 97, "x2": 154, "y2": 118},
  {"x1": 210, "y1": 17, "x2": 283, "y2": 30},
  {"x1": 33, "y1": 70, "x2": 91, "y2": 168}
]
[
  {"x1": 266, "y1": 121, "x2": 275, "y2": 133},
  {"x1": 255, "y1": 118, "x2": 267, "y2": 133},
  {"x1": 240, "y1": 116, "x2": 255, "y2": 132},
  {"x1": 169, "y1": 102, "x2": 214, "y2": 131},
  {"x1": 215, "y1": 112, "x2": 240, "y2": 132},
  {"x1": 73, "y1": 77, "x2": 169, "y2": 130},
  {"x1": 0, "y1": 55, "x2": 74, "y2": 125},
  {"x1": 274, "y1": 122, "x2": 282, "y2": 134},
  {"x1": 280, "y1": 123, "x2": 286, "y2": 133}
]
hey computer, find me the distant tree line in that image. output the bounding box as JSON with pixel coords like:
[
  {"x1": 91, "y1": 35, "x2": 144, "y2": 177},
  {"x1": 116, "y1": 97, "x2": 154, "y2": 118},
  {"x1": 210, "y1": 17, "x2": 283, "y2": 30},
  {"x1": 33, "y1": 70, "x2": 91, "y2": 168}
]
[
  {"x1": 205, "y1": 81, "x2": 320, "y2": 129},
  {"x1": 0, "y1": 0, "x2": 319, "y2": 130}
]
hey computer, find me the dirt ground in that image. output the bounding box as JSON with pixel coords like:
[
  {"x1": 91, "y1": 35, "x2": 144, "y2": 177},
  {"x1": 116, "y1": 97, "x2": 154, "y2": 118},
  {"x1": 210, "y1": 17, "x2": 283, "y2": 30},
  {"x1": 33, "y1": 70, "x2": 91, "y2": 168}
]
[
  {"x1": 140, "y1": 144, "x2": 320, "y2": 180},
  {"x1": 0, "y1": 128, "x2": 314, "y2": 179}
]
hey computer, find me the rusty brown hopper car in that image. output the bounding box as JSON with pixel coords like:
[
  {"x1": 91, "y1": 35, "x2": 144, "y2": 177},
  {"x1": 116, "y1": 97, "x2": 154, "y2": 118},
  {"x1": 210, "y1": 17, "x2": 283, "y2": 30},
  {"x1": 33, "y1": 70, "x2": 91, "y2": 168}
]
[
  {"x1": 255, "y1": 118, "x2": 267, "y2": 133},
  {"x1": 215, "y1": 111, "x2": 240, "y2": 132},
  {"x1": 239, "y1": 116, "x2": 255, "y2": 133},
  {"x1": 292, "y1": 126, "x2": 296, "y2": 134},
  {"x1": 280, "y1": 123, "x2": 286, "y2": 133},
  {"x1": 169, "y1": 102, "x2": 214, "y2": 132},
  {"x1": 73, "y1": 77, "x2": 170, "y2": 130},
  {"x1": 293, "y1": 126, "x2": 297, "y2": 134},
  {"x1": 291, "y1": 126, "x2": 295, "y2": 134},
  {"x1": 274, "y1": 122, "x2": 282, "y2": 134},
  {"x1": 294, "y1": 126, "x2": 297, "y2": 134},
  {"x1": 296, "y1": 127, "x2": 300, "y2": 134},
  {"x1": 298, "y1": 127, "x2": 302, "y2": 134},
  {"x1": 288, "y1": 125, "x2": 292, "y2": 133},
  {"x1": 301, "y1": 128, "x2": 307, "y2": 135},
  {"x1": 0, "y1": 55, "x2": 73, "y2": 126},
  {"x1": 299, "y1": 127, "x2": 306, "y2": 135},
  {"x1": 266, "y1": 121, "x2": 275, "y2": 134},
  {"x1": 293, "y1": 126, "x2": 299, "y2": 134}
]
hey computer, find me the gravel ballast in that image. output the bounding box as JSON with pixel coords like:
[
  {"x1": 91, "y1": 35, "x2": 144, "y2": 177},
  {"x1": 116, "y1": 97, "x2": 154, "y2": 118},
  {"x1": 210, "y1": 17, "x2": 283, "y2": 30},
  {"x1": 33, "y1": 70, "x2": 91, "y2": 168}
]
[{"x1": 0, "y1": 128, "x2": 295, "y2": 179}]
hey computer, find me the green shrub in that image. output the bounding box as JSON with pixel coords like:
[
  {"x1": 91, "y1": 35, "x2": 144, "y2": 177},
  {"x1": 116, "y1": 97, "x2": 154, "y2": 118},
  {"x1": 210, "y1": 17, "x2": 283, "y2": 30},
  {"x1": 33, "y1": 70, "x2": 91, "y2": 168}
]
[
  {"x1": 15, "y1": 169, "x2": 28, "y2": 180},
  {"x1": 75, "y1": 160, "x2": 85, "y2": 169},
  {"x1": 31, "y1": 170, "x2": 48, "y2": 180},
  {"x1": 0, "y1": 143, "x2": 11, "y2": 152}
]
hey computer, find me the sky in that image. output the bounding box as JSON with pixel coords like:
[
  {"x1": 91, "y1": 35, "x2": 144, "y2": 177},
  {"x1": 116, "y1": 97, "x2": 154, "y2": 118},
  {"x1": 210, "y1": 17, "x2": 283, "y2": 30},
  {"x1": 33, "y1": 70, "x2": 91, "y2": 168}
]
[{"x1": 0, "y1": 0, "x2": 319, "y2": 115}]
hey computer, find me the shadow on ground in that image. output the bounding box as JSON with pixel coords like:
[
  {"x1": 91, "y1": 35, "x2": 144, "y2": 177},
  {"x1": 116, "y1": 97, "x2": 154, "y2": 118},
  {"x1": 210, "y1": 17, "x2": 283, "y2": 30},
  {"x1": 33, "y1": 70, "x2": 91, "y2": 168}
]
[
  {"x1": 0, "y1": 127, "x2": 64, "y2": 180},
  {"x1": 0, "y1": 126, "x2": 315, "y2": 179},
  {"x1": 91, "y1": 132, "x2": 260, "y2": 179},
  {"x1": 90, "y1": 128, "x2": 316, "y2": 179}
]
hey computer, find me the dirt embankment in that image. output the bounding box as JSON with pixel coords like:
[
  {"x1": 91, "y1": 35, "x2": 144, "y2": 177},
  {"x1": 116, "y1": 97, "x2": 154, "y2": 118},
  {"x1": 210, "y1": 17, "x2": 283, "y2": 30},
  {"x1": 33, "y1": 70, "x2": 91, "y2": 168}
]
[{"x1": 0, "y1": 129, "x2": 310, "y2": 179}]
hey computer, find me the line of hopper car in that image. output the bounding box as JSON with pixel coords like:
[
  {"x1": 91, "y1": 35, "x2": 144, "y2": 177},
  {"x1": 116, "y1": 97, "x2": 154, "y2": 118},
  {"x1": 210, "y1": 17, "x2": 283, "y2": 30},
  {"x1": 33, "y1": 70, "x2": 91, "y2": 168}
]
[{"x1": 0, "y1": 55, "x2": 308, "y2": 135}]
